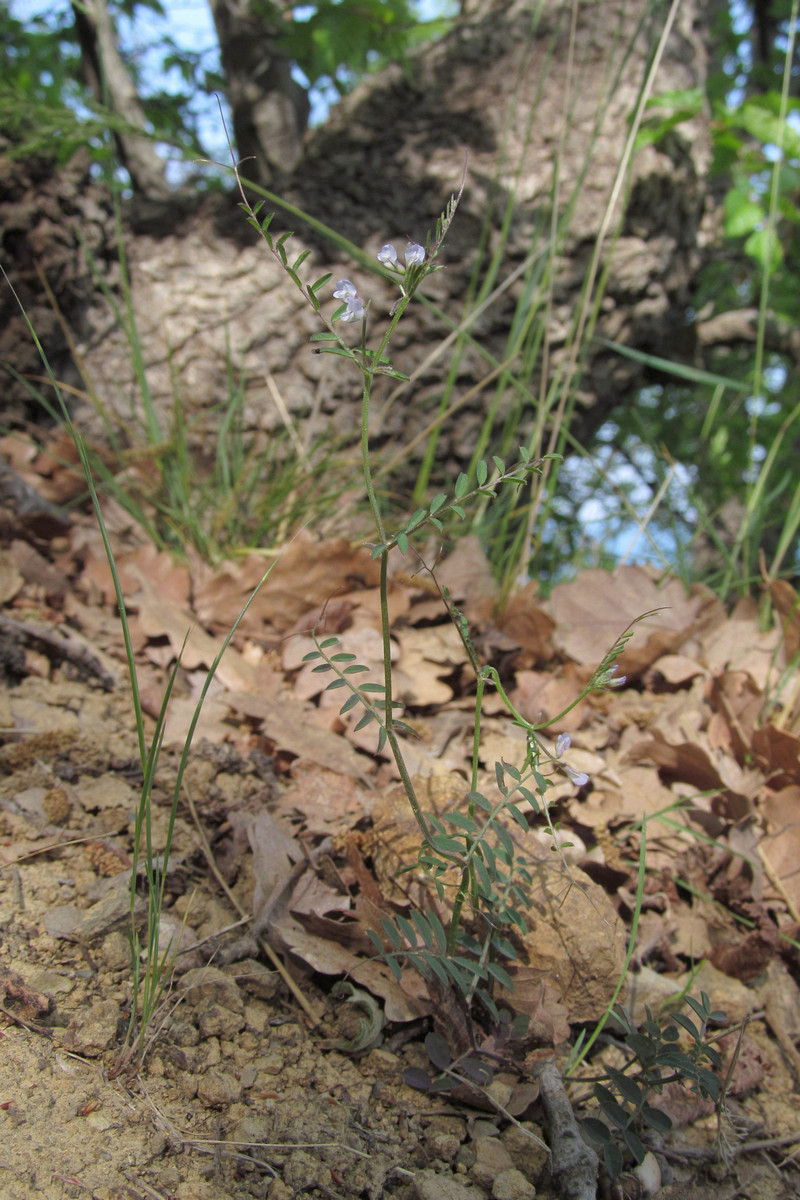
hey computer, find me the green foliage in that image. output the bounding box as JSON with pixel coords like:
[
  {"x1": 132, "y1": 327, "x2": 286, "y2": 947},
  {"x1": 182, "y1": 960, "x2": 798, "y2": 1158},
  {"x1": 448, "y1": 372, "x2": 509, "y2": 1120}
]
[
  {"x1": 373, "y1": 450, "x2": 551, "y2": 559},
  {"x1": 583, "y1": 993, "x2": 726, "y2": 1178},
  {"x1": 277, "y1": 0, "x2": 454, "y2": 94},
  {"x1": 587, "y1": 10, "x2": 800, "y2": 595},
  {"x1": 0, "y1": 0, "x2": 451, "y2": 174},
  {"x1": 0, "y1": 3, "x2": 110, "y2": 163}
]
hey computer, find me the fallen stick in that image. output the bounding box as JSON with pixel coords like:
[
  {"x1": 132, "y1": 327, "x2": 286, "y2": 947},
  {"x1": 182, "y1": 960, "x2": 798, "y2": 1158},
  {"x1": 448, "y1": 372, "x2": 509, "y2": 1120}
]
[{"x1": 534, "y1": 1059, "x2": 598, "y2": 1200}]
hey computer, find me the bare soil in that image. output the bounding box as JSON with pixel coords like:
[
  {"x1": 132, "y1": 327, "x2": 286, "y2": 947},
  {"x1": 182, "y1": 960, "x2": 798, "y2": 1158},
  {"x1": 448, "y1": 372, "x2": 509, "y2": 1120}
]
[{"x1": 1, "y1": 513, "x2": 800, "y2": 1200}]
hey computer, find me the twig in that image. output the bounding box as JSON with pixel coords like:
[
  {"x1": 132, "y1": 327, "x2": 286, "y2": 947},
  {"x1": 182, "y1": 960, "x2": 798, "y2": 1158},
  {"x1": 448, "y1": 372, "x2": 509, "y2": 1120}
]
[
  {"x1": 182, "y1": 783, "x2": 319, "y2": 1026},
  {"x1": 445, "y1": 1067, "x2": 549, "y2": 1155},
  {"x1": 533, "y1": 1059, "x2": 598, "y2": 1200},
  {"x1": 659, "y1": 1131, "x2": 800, "y2": 1162},
  {"x1": 121, "y1": 1172, "x2": 171, "y2": 1200},
  {"x1": 187, "y1": 1137, "x2": 369, "y2": 1159},
  {"x1": 0, "y1": 1001, "x2": 53, "y2": 1036},
  {"x1": 0, "y1": 613, "x2": 116, "y2": 691},
  {"x1": 0, "y1": 834, "x2": 110, "y2": 870}
]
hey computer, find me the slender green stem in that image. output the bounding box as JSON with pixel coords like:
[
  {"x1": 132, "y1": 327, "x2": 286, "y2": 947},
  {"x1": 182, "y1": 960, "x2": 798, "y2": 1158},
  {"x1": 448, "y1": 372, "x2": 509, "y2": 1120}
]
[{"x1": 358, "y1": 313, "x2": 432, "y2": 844}]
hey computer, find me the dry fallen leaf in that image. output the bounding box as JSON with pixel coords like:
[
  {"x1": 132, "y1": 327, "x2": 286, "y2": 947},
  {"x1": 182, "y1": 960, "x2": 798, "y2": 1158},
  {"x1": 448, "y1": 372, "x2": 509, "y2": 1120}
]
[
  {"x1": 193, "y1": 533, "x2": 381, "y2": 635},
  {"x1": 549, "y1": 566, "x2": 720, "y2": 677},
  {"x1": 224, "y1": 690, "x2": 368, "y2": 777}
]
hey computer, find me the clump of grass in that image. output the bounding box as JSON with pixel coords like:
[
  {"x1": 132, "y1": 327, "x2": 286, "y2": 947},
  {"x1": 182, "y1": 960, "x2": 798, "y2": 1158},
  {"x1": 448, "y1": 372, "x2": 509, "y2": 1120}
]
[{"x1": 2, "y1": 264, "x2": 280, "y2": 1066}]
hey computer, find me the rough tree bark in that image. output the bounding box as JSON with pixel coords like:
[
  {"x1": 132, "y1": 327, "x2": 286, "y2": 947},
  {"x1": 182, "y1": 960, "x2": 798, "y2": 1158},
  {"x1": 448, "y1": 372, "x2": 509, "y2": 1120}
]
[
  {"x1": 2, "y1": 0, "x2": 728, "y2": 486},
  {"x1": 208, "y1": 0, "x2": 310, "y2": 185}
]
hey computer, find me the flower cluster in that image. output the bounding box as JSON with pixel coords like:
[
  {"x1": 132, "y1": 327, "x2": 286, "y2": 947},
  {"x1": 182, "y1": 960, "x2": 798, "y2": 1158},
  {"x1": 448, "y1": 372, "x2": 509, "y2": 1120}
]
[
  {"x1": 554, "y1": 732, "x2": 589, "y2": 788},
  {"x1": 332, "y1": 279, "x2": 366, "y2": 323},
  {"x1": 596, "y1": 663, "x2": 626, "y2": 690},
  {"x1": 377, "y1": 242, "x2": 426, "y2": 271}
]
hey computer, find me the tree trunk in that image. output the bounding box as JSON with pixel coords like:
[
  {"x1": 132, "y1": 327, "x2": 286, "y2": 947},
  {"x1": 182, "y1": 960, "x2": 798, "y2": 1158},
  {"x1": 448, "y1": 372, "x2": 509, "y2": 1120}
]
[
  {"x1": 208, "y1": 0, "x2": 309, "y2": 185},
  {"x1": 7, "y1": 0, "x2": 725, "y2": 493},
  {"x1": 71, "y1": 0, "x2": 170, "y2": 199}
]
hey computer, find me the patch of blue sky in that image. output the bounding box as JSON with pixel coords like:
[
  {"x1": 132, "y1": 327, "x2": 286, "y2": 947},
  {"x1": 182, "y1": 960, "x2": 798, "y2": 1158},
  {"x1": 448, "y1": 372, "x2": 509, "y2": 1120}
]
[{"x1": 11, "y1": 0, "x2": 456, "y2": 180}]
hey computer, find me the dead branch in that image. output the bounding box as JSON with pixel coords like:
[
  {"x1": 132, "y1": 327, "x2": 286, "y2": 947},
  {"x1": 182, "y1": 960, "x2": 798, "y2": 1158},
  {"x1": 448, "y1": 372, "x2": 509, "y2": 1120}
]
[{"x1": 534, "y1": 1059, "x2": 598, "y2": 1200}]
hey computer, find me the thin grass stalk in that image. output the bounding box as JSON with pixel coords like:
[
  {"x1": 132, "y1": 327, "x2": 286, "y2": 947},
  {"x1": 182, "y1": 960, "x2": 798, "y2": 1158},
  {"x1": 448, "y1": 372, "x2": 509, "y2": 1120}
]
[
  {"x1": 732, "y1": 0, "x2": 800, "y2": 591},
  {"x1": 474, "y1": 1, "x2": 658, "y2": 589},
  {"x1": 411, "y1": 4, "x2": 560, "y2": 506},
  {"x1": 515, "y1": 0, "x2": 683, "y2": 587}
]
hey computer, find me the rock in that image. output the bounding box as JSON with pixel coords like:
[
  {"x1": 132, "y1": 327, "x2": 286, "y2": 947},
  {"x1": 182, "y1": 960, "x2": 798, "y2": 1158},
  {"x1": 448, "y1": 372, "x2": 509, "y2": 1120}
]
[
  {"x1": 257, "y1": 1053, "x2": 283, "y2": 1076},
  {"x1": 268, "y1": 1180, "x2": 294, "y2": 1200},
  {"x1": 25, "y1": 969, "x2": 74, "y2": 998},
  {"x1": 470, "y1": 1137, "x2": 515, "y2": 1190},
  {"x1": 633, "y1": 1151, "x2": 661, "y2": 1198},
  {"x1": 623, "y1": 965, "x2": 683, "y2": 1024},
  {"x1": 413, "y1": 1169, "x2": 479, "y2": 1200},
  {"x1": 179, "y1": 965, "x2": 244, "y2": 1011},
  {"x1": 45, "y1": 875, "x2": 136, "y2": 943},
  {"x1": 244, "y1": 999, "x2": 270, "y2": 1034},
  {"x1": 283, "y1": 1149, "x2": 332, "y2": 1192},
  {"x1": 197, "y1": 1067, "x2": 242, "y2": 1108},
  {"x1": 63, "y1": 999, "x2": 121, "y2": 1056},
  {"x1": 486, "y1": 1078, "x2": 514, "y2": 1110},
  {"x1": 501, "y1": 1122, "x2": 549, "y2": 1184},
  {"x1": 509, "y1": 859, "x2": 627, "y2": 1023},
  {"x1": 492, "y1": 1168, "x2": 536, "y2": 1200},
  {"x1": 155, "y1": 912, "x2": 200, "y2": 966},
  {"x1": 226, "y1": 957, "x2": 279, "y2": 1000},
  {"x1": 471, "y1": 1118, "x2": 502, "y2": 1140},
  {"x1": 100, "y1": 930, "x2": 130, "y2": 971},
  {"x1": 165, "y1": 1016, "x2": 200, "y2": 1047},
  {"x1": 197, "y1": 1000, "x2": 245, "y2": 1039},
  {"x1": 425, "y1": 1131, "x2": 461, "y2": 1164}
]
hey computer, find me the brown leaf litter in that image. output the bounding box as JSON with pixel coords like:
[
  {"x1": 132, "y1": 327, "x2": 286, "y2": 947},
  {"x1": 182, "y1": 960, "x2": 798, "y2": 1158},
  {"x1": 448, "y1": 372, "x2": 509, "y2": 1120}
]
[{"x1": 1, "y1": 509, "x2": 800, "y2": 1198}]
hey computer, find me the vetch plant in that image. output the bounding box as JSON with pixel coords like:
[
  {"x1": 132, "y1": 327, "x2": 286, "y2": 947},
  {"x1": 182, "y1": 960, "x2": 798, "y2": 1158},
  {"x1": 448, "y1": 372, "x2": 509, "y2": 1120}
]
[
  {"x1": 581, "y1": 993, "x2": 727, "y2": 1178},
  {"x1": 230, "y1": 139, "x2": 647, "y2": 1028}
]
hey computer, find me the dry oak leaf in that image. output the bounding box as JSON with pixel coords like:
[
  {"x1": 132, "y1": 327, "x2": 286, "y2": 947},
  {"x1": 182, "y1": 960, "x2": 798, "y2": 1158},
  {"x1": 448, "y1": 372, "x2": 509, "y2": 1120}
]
[
  {"x1": 394, "y1": 622, "x2": 464, "y2": 707},
  {"x1": 769, "y1": 578, "x2": 800, "y2": 662},
  {"x1": 648, "y1": 653, "x2": 706, "y2": 687},
  {"x1": 751, "y1": 724, "x2": 800, "y2": 786},
  {"x1": 699, "y1": 599, "x2": 786, "y2": 691},
  {"x1": 511, "y1": 663, "x2": 591, "y2": 732},
  {"x1": 130, "y1": 568, "x2": 263, "y2": 692},
  {"x1": 80, "y1": 539, "x2": 191, "y2": 608},
  {"x1": 494, "y1": 582, "x2": 556, "y2": 662},
  {"x1": 192, "y1": 533, "x2": 381, "y2": 636},
  {"x1": 245, "y1": 809, "x2": 427, "y2": 1022},
  {"x1": 549, "y1": 566, "x2": 720, "y2": 677},
  {"x1": 277, "y1": 764, "x2": 368, "y2": 838},
  {"x1": 761, "y1": 784, "x2": 800, "y2": 914},
  {"x1": 224, "y1": 690, "x2": 367, "y2": 778},
  {"x1": 631, "y1": 729, "x2": 761, "y2": 807},
  {"x1": 431, "y1": 533, "x2": 496, "y2": 612}
]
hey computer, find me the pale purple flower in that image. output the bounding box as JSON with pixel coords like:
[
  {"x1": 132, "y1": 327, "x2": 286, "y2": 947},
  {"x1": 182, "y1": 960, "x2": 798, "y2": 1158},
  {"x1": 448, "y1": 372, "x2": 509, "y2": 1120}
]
[
  {"x1": 404, "y1": 242, "x2": 425, "y2": 267},
  {"x1": 340, "y1": 295, "x2": 365, "y2": 323},
  {"x1": 333, "y1": 279, "x2": 358, "y2": 300},
  {"x1": 333, "y1": 279, "x2": 366, "y2": 323},
  {"x1": 555, "y1": 733, "x2": 571, "y2": 759},
  {"x1": 377, "y1": 243, "x2": 398, "y2": 266},
  {"x1": 553, "y1": 731, "x2": 589, "y2": 787},
  {"x1": 564, "y1": 765, "x2": 590, "y2": 788}
]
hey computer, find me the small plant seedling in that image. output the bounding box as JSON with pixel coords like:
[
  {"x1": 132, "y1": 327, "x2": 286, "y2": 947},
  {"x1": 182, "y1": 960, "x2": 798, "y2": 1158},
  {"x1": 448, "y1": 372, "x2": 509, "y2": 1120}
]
[{"x1": 582, "y1": 992, "x2": 727, "y2": 1177}]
